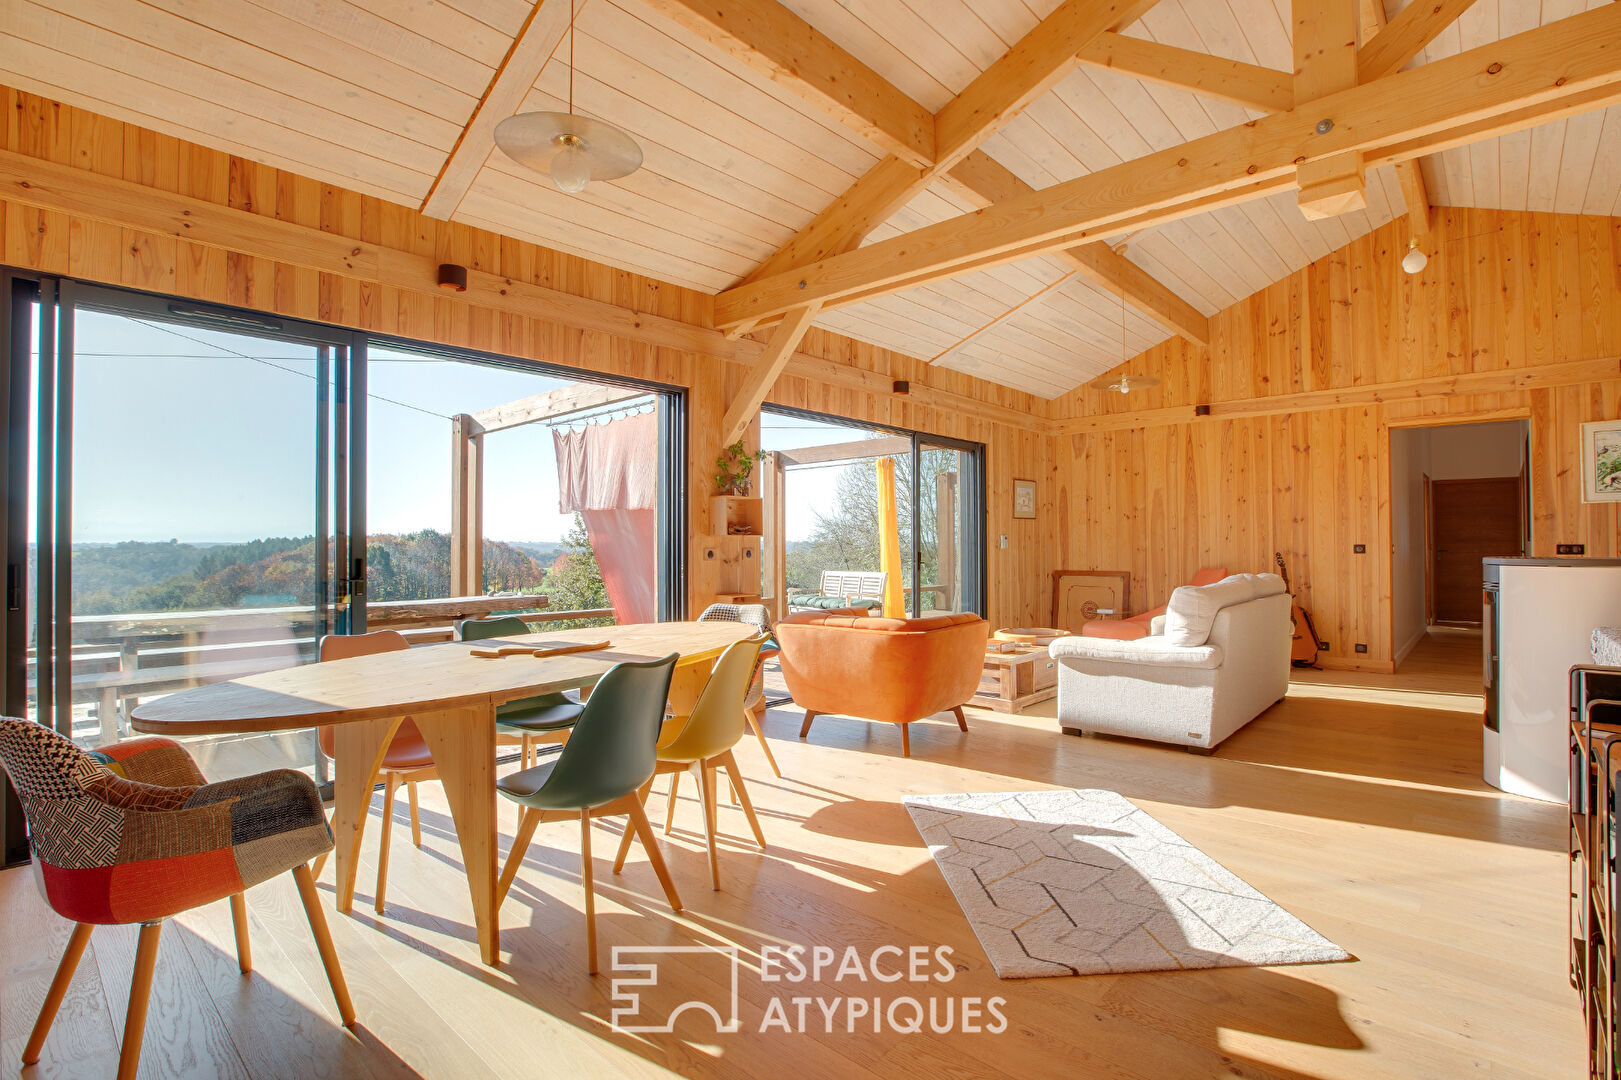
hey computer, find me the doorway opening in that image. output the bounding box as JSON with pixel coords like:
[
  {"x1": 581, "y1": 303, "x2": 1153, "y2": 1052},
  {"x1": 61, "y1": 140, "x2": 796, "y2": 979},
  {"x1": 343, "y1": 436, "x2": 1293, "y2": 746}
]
[{"x1": 1390, "y1": 419, "x2": 1528, "y2": 668}]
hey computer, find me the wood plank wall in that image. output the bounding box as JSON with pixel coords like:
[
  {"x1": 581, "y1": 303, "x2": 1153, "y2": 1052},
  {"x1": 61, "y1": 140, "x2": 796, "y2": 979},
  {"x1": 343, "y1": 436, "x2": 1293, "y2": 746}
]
[
  {"x1": 1051, "y1": 208, "x2": 1621, "y2": 671},
  {"x1": 0, "y1": 88, "x2": 1054, "y2": 628}
]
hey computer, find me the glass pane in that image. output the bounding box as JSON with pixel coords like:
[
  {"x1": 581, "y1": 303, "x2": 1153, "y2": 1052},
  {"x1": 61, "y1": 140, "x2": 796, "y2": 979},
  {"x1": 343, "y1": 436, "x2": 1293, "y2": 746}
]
[
  {"x1": 56, "y1": 309, "x2": 327, "y2": 780},
  {"x1": 365, "y1": 346, "x2": 658, "y2": 633},
  {"x1": 918, "y1": 443, "x2": 966, "y2": 615}
]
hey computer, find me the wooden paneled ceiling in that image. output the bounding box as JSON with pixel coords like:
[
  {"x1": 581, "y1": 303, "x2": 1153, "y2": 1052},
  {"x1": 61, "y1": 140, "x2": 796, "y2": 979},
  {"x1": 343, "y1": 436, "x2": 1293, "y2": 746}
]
[{"x1": 3, "y1": 0, "x2": 1619, "y2": 398}]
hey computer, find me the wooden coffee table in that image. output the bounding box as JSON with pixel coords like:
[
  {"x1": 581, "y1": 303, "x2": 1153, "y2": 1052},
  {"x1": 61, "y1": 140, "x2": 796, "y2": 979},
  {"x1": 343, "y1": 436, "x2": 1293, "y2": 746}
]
[{"x1": 976, "y1": 644, "x2": 1061, "y2": 713}]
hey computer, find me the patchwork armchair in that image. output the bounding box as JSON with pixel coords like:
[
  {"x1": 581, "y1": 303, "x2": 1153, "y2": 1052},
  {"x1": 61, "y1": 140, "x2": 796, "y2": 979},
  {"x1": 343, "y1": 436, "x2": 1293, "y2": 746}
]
[{"x1": 0, "y1": 718, "x2": 355, "y2": 1080}]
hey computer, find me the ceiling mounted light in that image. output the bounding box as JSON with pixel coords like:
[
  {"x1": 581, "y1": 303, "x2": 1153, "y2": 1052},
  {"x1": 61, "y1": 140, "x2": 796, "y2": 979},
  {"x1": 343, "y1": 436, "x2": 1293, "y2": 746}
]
[
  {"x1": 1401, "y1": 237, "x2": 1428, "y2": 275},
  {"x1": 1088, "y1": 258, "x2": 1161, "y2": 396},
  {"x1": 493, "y1": 0, "x2": 642, "y2": 195}
]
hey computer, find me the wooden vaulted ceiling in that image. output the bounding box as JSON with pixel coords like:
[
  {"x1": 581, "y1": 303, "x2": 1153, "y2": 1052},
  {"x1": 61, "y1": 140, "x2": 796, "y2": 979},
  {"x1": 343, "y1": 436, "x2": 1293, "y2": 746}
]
[{"x1": 3, "y1": 0, "x2": 1621, "y2": 400}]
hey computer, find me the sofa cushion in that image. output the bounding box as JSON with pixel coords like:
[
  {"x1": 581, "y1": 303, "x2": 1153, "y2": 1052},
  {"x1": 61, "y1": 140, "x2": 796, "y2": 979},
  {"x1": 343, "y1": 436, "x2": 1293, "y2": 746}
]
[
  {"x1": 788, "y1": 593, "x2": 882, "y2": 611},
  {"x1": 1164, "y1": 576, "x2": 1258, "y2": 646},
  {"x1": 1078, "y1": 619, "x2": 1151, "y2": 641},
  {"x1": 1049, "y1": 634, "x2": 1224, "y2": 669}
]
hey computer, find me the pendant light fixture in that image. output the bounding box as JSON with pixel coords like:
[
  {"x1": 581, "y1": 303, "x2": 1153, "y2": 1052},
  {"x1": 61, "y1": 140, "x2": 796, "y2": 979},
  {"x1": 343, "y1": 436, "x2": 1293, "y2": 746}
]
[
  {"x1": 493, "y1": 0, "x2": 642, "y2": 195},
  {"x1": 1401, "y1": 237, "x2": 1428, "y2": 274},
  {"x1": 1089, "y1": 255, "x2": 1161, "y2": 396}
]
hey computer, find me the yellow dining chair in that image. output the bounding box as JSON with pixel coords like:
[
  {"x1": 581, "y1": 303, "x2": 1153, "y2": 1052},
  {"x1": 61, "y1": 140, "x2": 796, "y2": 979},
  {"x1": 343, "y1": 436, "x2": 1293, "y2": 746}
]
[{"x1": 613, "y1": 635, "x2": 768, "y2": 890}]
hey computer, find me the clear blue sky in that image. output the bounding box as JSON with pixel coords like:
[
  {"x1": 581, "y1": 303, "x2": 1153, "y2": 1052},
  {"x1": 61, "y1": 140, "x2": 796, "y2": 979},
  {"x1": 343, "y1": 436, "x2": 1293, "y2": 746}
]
[
  {"x1": 40, "y1": 309, "x2": 650, "y2": 545},
  {"x1": 32, "y1": 307, "x2": 894, "y2": 546}
]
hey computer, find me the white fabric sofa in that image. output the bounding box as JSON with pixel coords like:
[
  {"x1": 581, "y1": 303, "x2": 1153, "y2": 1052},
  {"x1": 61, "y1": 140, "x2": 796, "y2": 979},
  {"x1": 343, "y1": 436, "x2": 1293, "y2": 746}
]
[{"x1": 1049, "y1": 573, "x2": 1291, "y2": 752}]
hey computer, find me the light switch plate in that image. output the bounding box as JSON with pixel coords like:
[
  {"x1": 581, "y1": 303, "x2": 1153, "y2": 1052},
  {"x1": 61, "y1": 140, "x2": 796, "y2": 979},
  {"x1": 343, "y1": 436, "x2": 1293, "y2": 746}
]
[{"x1": 999, "y1": 534, "x2": 1009, "y2": 549}]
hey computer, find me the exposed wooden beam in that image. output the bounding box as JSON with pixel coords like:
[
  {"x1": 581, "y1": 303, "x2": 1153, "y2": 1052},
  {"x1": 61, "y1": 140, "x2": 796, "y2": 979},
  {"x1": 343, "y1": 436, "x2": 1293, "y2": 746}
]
[
  {"x1": 1294, "y1": 0, "x2": 1366, "y2": 219},
  {"x1": 944, "y1": 152, "x2": 1210, "y2": 347},
  {"x1": 1358, "y1": 0, "x2": 1482, "y2": 83},
  {"x1": 933, "y1": 0, "x2": 1164, "y2": 170},
  {"x1": 470, "y1": 382, "x2": 646, "y2": 433},
  {"x1": 1065, "y1": 243, "x2": 1211, "y2": 347},
  {"x1": 0, "y1": 147, "x2": 1041, "y2": 435},
  {"x1": 421, "y1": 0, "x2": 572, "y2": 221},
  {"x1": 713, "y1": 4, "x2": 1621, "y2": 330},
  {"x1": 1077, "y1": 32, "x2": 1294, "y2": 113},
  {"x1": 1054, "y1": 356, "x2": 1621, "y2": 434},
  {"x1": 636, "y1": 0, "x2": 933, "y2": 166},
  {"x1": 740, "y1": 0, "x2": 1164, "y2": 285},
  {"x1": 1359, "y1": 0, "x2": 1432, "y2": 242},
  {"x1": 720, "y1": 305, "x2": 820, "y2": 444}
]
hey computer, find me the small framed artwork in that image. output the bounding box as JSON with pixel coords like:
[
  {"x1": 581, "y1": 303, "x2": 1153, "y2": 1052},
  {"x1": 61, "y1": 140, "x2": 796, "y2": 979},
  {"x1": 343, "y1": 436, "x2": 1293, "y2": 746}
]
[
  {"x1": 1012, "y1": 478, "x2": 1037, "y2": 519},
  {"x1": 1581, "y1": 419, "x2": 1621, "y2": 502}
]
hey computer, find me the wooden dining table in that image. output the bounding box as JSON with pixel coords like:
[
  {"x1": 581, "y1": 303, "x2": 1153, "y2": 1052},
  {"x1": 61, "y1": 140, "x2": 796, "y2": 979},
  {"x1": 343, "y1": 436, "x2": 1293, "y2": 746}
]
[{"x1": 130, "y1": 620, "x2": 752, "y2": 967}]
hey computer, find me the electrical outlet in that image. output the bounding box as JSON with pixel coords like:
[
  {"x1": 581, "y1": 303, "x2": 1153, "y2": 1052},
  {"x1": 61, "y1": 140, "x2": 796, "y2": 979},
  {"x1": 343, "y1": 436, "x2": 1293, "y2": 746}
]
[
  {"x1": 1317, "y1": 640, "x2": 1328, "y2": 650},
  {"x1": 1558, "y1": 543, "x2": 1586, "y2": 556},
  {"x1": 1353, "y1": 544, "x2": 1366, "y2": 554},
  {"x1": 1355, "y1": 643, "x2": 1368, "y2": 654},
  {"x1": 999, "y1": 534, "x2": 1009, "y2": 549}
]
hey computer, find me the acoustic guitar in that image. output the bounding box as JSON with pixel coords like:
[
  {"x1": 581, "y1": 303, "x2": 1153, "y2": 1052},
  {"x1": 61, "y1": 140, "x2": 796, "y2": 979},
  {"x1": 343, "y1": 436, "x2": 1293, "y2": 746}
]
[{"x1": 1274, "y1": 553, "x2": 1321, "y2": 668}]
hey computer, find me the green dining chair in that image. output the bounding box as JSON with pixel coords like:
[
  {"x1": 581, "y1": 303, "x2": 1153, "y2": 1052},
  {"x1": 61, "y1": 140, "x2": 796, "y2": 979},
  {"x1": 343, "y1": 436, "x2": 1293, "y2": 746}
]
[
  {"x1": 495, "y1": 652, "x2": 683, "y2": 975},
  {"x1": 457, "y1": 616, "x2": 586, "y2": 766},
  {"x1": 613, "y1": 636, "x2": 768, "y2": 891}
]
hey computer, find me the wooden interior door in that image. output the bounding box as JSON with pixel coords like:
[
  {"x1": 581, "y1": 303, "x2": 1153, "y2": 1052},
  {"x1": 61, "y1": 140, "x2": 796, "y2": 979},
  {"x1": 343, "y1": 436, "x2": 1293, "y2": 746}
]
[{"x1": 1429, "y1": 476, "x2": 1524, "y2": 624}]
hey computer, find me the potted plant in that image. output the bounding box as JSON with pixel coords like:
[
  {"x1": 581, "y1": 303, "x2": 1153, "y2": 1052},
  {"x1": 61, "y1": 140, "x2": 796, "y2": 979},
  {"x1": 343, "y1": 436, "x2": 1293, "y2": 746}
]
[{"x1": 714, "y1": 441, "x2": 757, "y2": 497}]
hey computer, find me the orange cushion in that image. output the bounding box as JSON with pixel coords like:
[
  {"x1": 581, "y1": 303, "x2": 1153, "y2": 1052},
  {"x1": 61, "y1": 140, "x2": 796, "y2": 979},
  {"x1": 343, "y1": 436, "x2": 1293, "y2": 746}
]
[
  {"x1": 1190, "y1": 567, "x2": 1229, "y2": 587},
  {"x1": 1079, "y1": 620, "x2": 1151, "y2": 640}
]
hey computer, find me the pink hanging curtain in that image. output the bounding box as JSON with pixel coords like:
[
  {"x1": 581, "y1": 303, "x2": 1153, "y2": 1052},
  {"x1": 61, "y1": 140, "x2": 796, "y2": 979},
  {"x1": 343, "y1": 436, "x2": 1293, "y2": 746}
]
[{"x1": 553, "y1": 409, "x2": 658, "y2": 624}]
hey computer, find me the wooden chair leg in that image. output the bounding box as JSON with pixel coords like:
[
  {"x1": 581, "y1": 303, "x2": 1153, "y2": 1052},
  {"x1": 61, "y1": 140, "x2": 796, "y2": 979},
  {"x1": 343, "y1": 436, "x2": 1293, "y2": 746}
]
[
  {"x1": 580, "y1": 812, "x2": 598, "y2": 975},
  {"x1": 229, "y1": 892, "x2": 252, "y2": 974},
  {"x1": 720, "y1": 750, "x2": 767, "y2": 851},
  {"x1": 626, "y1": 796, "x2": 682, "y2": 912},
  {"x1": 407, "y1": 780, "x2": 422, "y2": 848},
  {"x1": 293, "y1": 864, "x2": 356, "y2": 1029},
  {"x1": 613, "y1": 780, "x2": 654, "y2": 873},
  {"x1": 746, "y1": 705, "x2": 781, "y2": 777},
  {"x1": 952, "y1": 705, "x2": 968, "y2": 732},
  {"x1": 900, "y1": 722, "x2": 911, "y2": 757},
  {"x1": 376, "y1": 772, "x2": 399, "y2": 915},
  {"x1": 694, "y1": 761, "x2": 721, "y2": 891},
  {"x1": 117, "y1": 921, "x2": 163, "y2": 1080},
  {"x1": 22, "y1": 922, "x2": 93, "y2": 1065},
  {"x1": 664, "y1": 769, "x2": 681, "y2": 835},
  {"x1": 799, "y1": 709, "x2": 817, "y2": 738},
  {"x1": 498, "y1": 807, "x2": 544, "y2": 907}
]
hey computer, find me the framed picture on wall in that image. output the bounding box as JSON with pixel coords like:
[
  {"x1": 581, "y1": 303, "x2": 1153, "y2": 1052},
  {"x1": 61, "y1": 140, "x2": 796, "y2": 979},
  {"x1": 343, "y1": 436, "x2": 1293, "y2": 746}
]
[
  {"x1": 1012, "y1": 478, "x2": 1037, "y2": 519},
  {"x1": 1581, "y1": 420, "x2": 1621, "y2": 502}
]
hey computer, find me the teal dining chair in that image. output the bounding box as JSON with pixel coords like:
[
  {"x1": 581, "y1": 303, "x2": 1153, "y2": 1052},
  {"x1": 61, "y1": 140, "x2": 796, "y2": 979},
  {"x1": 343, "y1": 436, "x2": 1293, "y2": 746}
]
[
  {"x1": 495, "y1": 652, "x2": 682, "y2": 974},
  {"x1": 457, "y1": 615, "x2": 586, "y2": 766}
]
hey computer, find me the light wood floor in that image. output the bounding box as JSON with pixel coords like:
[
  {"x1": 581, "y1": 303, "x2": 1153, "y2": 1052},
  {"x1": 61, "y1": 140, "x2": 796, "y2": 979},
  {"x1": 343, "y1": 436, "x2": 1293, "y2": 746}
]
[{"x1": 0, "y1": 631, "x2": 1579, "y2": 1079}]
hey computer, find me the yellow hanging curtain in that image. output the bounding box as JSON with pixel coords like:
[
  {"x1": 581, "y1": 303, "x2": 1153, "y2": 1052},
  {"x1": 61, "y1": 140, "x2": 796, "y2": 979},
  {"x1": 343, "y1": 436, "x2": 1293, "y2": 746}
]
[{"x1": 875, "y1": 457, "x2": 905, "y2": 619}]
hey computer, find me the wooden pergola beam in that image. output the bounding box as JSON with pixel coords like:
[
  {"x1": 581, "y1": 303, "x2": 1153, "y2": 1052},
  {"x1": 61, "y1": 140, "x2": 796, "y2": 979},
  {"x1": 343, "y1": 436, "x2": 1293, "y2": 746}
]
[
  {"x1": 470, "y1": 382, "x2": 645, "y2": 433},
  {"x1": 1076, "y1": 32, "x2": 1295, "y2": 113},
  {"x1": 775, "y1": 435, "x2": 914, "y2": 466},
  {"x1": 421, "y1": 0, "x2": 572, "y2": 220},
  {"x1": 713, "y1": 4, "x2": 1621, "y2": 330},
  {"x1": 1358, "y1": 0, "x2": 1482, "y2": 83},
  {"x1": 944, "y1": 152, "x2": 1210, "y2": 347},
  {"x1": 636, "y1": 0, "x2": 933, "y2": 166}
]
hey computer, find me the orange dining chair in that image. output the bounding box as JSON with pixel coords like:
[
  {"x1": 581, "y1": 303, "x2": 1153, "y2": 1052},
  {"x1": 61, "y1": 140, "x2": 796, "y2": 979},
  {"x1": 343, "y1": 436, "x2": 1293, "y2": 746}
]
[{"x1": 309, "y1": 631, "x2": 439, "y2": 914}]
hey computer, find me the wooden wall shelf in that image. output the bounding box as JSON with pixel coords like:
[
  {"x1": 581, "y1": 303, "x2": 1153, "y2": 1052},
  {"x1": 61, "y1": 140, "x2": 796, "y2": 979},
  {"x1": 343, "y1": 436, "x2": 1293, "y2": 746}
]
[{"x1": 711, "y1": 495, "x2": 764, "y2": 536}]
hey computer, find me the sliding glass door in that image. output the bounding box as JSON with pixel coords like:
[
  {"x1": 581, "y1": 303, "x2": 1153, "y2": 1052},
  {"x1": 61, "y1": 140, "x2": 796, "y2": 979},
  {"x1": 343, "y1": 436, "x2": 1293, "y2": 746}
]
[
  {"x1": 28, "y1": 282, "x2": 360, "y2": 781},
  {"x1": 760, "y1": 407, "x2": 985, "y2": 620}
]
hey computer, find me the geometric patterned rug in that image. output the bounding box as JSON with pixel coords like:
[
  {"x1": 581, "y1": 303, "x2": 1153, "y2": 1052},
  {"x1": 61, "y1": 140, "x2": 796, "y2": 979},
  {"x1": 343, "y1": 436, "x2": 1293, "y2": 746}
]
[{"x1": 904, "y1": 789, "x2": 1351, "y2": 979}]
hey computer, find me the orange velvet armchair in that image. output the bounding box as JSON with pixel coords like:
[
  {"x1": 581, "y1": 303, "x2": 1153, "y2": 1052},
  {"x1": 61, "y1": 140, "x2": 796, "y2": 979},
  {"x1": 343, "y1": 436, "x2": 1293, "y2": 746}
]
[
  {"x1": 1080, "y1": 567, "x2": 1228, "y2": 641},
  {"x1": 775, "y1": 612, "x2": 989, "y2": 756}
]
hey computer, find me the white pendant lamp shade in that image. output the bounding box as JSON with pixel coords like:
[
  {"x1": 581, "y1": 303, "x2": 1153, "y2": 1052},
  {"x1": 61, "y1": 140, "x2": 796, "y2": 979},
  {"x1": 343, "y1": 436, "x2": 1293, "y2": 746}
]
[
  {"x1": 494, "y1": 113, "x2": 643, "y2": 194},
  {"x1": 1090, "y1": 372, "x2": 1161, "y2": 396},
  {"x1": 1401, "y1": 238, "x2": 1428, "y2": 275}
]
